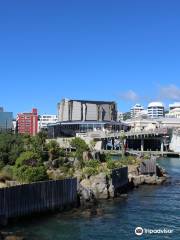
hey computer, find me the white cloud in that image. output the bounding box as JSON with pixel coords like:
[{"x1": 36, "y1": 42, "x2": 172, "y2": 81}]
[
  {"x1": 119, "y1": 90, "x2": 139, "y2": 102},
  {"x1": 159, "y1": 84, "x2": 180, "y2": 101}
]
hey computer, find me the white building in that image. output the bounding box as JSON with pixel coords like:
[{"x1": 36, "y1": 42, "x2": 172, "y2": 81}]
[
  {"x1": 126, "y1": 118, "x2": 160, "y2": 132},
  {"x1": 166, "y1": 108, "x2": 180, "y2": 119},
  {"x1": 169, "y1": 102, "x2": 180, "y2": 110},
  {"x1": 126, "y1": 117, "x2": 180, "y2": 132},
  {"x1": 117, "y1": 112, "x2": 123, "y2": 121},
  {"x1": 130, "y1": 104, "x2": 144, "y2": 118},
  {"x1": 38, "y1": 114, "x2": 58, "y2": 131},
  {"x1": 165, "y1": 102, "x2": 180, "y2": 119},
  {"x1": 147, "y1": 102, "x2": 164, "y2": 118}
]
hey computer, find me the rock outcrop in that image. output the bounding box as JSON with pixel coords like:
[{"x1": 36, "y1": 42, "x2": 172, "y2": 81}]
[
  {"x1": 129, "y1": 174, "x2": 167, "y2": 187},
  {"x1": 79, "y1": 173, "x2": 114, "y2": 200}
]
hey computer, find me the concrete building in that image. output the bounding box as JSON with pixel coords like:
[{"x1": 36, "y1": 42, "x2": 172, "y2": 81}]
[
  {"x1": 126, "y1": 118, "x2": 160, "y2": 132},
  {"x1": 126, "y1": 117, "x2": 180, "y2": 132},
  {"x1": 38, "y1": 114, "x2": 58, "y2": 131},
  {"x1": 165, "y1": 108, "x2": 180, "y2": 119},
  {"x1": 48, "y1": 121, "x2": 129, "y2": 138},
  {"x1": 58, "y1": 99, "x2": 117, "y2": 122},
  {"x1": 169, "y1": 102, "x2": 180, "y2": 110},
  {"x1": 117, "y1": 112, "x2": 123, "y2": 122},
  {"x1": 17, "y1": 108, "x2": 38, "y2": 136},
  {"x1": 165, "y1": 102, "x2": 180, "y2": 118},
  {"x1": 0, "y1": 107, "x2": 13, "y2": 132},
  {"x1": 12, "y1": 119, "x2": 17, "y2": 133},
  {"x1": 147, "y1": 102, "x2": 164, "y2": 118},
  {"x1": 130, "y1": 104, "x2": 144, "y2": 118},
  {"x1": 48, "y1": 99, "x2": 129, "y2": 138}
]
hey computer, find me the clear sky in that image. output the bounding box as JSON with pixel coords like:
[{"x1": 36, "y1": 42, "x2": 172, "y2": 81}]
[{"x1": 1, "y1": 0, "x2": 180, "y2": 116}]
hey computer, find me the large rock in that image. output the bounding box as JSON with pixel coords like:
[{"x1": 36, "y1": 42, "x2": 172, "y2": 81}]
[
  {"x1": 80, "y1": 173, "x2": 112, "y2": 199},
  {"x1": 77, "y1": 182, "x2": 96, "y2": 207},
  {"x1": 108, "y1": 182, "x2": 115, "y2": 198},
  {"x1": 155, "y1": 176, "x2": 167, "y2": 185},
  {"x1": 83, "y1": 151, "x2": 93, "y2": 161},
  {"x1": 0, "y1": 182, "x2": 7, "y2": 188},
  {"x1": 144, "y1": 175, "x2": 157, "y2": 184},
  {"x1": 132, "y1": 176, "x2": 142, "y2": 187},
  {"x1": 74, "y1": 169, "x2": 83, "y2": 182},
  {"x1": 73, "y1": 158, "x2": 80, "y2": 168},
  {"x1": 128, "y1": 165, "x2": 139, "y2": 176},
  {"x1": 47, "y1": 169, "x2": 65, "y2": 180},
  {"x1": 129, "y1": 174, "x2": 145, "y2": 187},
  {"x1": 4, "y1": 236, "x2": 25, "y2": 240}
]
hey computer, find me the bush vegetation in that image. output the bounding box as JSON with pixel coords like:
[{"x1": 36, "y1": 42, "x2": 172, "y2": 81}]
[{"x1": 0, "y1": 133, "x2": 141, "y2": 183}]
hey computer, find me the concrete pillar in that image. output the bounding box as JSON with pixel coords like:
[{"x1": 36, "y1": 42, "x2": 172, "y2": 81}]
[
  {"x1": 161, "y1": 139, "x2": 164, "y2": 155},
  {"x1": 106, "y1": 139, "x2": 108, "y2": 150},
  {"x1": 112, "y1": 138, "x2": 115, "y2": 150},
  {"x1": 141, "y1": 138, "x2": 144, "y2": 152}
]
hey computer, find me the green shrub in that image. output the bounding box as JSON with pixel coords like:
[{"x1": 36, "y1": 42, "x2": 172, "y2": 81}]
[
  {"x1": 119, "y1": 155, "x2": 138, "y2": 165},
  {"x1": 59, "y1": 148, "x2": 66, "y2": 157},
  {"x1": 59, "y1": 166, "x2": 71, "y2": 174},
  {"x1": 83, "y1": 167, "x2": 99, "y2": 177},
  {"x1": 0, "y1": 165, "x2": 14, "y2": 181},
  {"x1": 106, "y1": 159, "x2": 117, "y2": 169},
  {"x1": 13, "y1": 165, "x2": 48, "y2": 183},
  {"x1": 85, "y1": 159, "x2": 100, "y2": 168},
  {"x1": 15, "y1": 151, "x2": 40, "y2": 168},
  {"x1": 0, "y1": 161, "x2": 5, "y2": 170}
]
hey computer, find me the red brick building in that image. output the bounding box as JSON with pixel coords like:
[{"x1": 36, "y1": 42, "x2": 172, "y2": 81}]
[{"x1": 17, "y1": 108, "x2": 38, "y2": 136}]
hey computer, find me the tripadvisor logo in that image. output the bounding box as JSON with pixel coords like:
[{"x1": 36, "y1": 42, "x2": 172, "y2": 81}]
[{"x1": 135, "y1": 227, "x2": 144, "y2": 236}]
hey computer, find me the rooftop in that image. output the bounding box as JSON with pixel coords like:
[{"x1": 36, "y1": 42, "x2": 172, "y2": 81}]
[
  {"x1": 148, "y1": 102, "x2": 164, "y2": 108},
  {"x1": 60, "y1": 98, "x2": 116, "y2": 104}
]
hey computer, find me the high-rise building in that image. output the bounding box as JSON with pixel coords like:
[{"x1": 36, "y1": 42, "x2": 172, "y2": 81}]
[
  {"x1": 0, "y1": 107, "x2": 13, "y2": 132},
  {"x1": 17, "y1": 108, "x2": 38, "y2": 136},
  {"x1": 147, "y1": 102, "x2": 164, "y2": 118},
  {"x1": 130, "y1": 104, "x2": 144, "y2": 118},
  {"x1": 58, "y1": 99, "x2": 117, "y2": 122}
]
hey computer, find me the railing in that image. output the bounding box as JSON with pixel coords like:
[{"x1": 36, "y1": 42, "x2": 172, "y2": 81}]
[{"x1": 84, "y1": 128, "x2": 168, "y2": 139}]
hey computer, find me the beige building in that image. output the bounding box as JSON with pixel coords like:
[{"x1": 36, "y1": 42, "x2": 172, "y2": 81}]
[{"x1": 57, "y1": 99, "x2": 117, "y2": 122}]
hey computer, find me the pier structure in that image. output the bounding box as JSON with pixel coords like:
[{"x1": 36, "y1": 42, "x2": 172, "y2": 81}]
[{"x1": 82, "y1": 128, "x2": 171, "y2": 155}]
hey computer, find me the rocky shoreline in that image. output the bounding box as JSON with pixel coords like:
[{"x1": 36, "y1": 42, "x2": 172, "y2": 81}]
[
  {"x1": 0, "y1": 164, "x2": 168, "y2": 240},
  {"x1": 0, "y1": 232, "x2": 25, "y2": 240},
  {"x1": 77, "y1": 161, "x2": 168, "y2": 207},
  {"x1": 0, "y1": 154, "x2": 169, "y2": 240}
]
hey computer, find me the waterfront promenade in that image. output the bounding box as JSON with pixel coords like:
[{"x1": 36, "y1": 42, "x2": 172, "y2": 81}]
[{"x1": 102, "y1": 149, "x2": 180, "y2": 157}]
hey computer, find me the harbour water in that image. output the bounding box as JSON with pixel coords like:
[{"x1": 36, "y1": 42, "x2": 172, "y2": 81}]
[{"x1": 3, "y1": 157, "x2": 180, "y2": 239}]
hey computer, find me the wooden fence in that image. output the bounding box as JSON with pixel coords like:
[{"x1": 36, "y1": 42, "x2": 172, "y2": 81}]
[
  {"x1": 140, "y1": 157, "x2": 157, "y2": 175},
  {"x1": 112, "y1": 167, "x2": 128, "y2": 189},
  {"x1": 0, "y1": 178, "x2": 77, "y2": 220}
]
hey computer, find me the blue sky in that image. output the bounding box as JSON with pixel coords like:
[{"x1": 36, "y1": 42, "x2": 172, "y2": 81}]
[{"x1": 1, "y1": 0, "x2": 180, "y2": 116}]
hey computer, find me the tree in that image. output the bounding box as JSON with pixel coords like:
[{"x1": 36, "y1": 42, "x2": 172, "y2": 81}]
[
  {"x1": 46, "y1": 140, "x2": 60, "y2": 161},
  {"x1": 71, "y1": 138, "x2": 89, "y2": 168},
  {"x1": 22, "y1": 134, "x2": 33, "y2": 151},
  {"x1": 0, "y1": 133, "x2": 24, "y2": 165},
  {"x1": 119, "y1": 132, "x2": 126, "y2": 157},
  {"x1": 36, "y1": 131, "x2": 47, "y2": 150},
  {"x1": 13, "y1": 150, "x2": 47, "y2": 183},
  {"x1": 89, "y1": 140, "x2": 96, "y2": 151},
  {"x1": 71, "y1": 137, "x2": 89, "y2": 152},
  {"x1": 15, "y1": 151, "x2": 41, "y2": 168}
]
